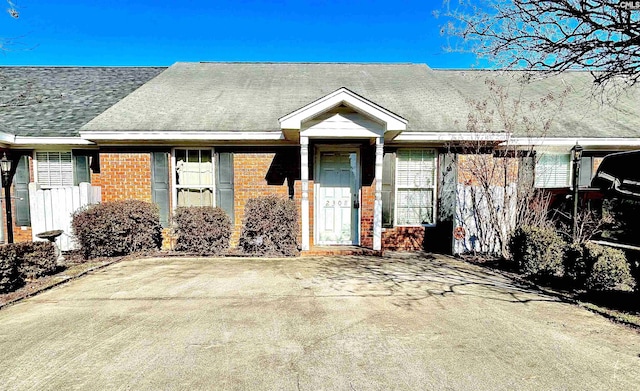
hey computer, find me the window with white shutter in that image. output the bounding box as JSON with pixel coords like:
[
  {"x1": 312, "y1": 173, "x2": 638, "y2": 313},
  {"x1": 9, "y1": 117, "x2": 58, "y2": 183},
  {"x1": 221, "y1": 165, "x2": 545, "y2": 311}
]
[
  {"x1": 35, "y1": 151, "x2": 74, "y2": 187},
  {"x1": 395, "y1": 149, "x2": 437, "y2": 226},
  {"x1": 174, "y1": 148, "x2": 215, "y2": 207},
  {"x1": 534, "y1": 153, "x2": 571, "y2": 188}
]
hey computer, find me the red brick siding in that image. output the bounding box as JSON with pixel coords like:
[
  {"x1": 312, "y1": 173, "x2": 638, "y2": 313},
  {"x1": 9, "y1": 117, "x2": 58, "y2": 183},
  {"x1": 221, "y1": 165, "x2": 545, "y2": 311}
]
[
  {"x1": 382, "y1": 226, "x2": 425, "y2": 251},
  {"x1": 457, "y1": 154, "x2": 519, "y2": 186},
  {"x1": 359, "y1": 179, "x2": 375, "y2": 248},
  {"x1": 92, "y1": 152, "x2": 152, "y2": 202},
  {"x1": 232, "y1": 153, "x2": 296, "y2": 246}
]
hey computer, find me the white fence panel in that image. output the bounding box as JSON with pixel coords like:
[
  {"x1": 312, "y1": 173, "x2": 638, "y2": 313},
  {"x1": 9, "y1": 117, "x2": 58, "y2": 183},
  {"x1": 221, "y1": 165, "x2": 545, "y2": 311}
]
[
  {"x1": 29, "y1": 182, "x2": 101, "y2": 251},
  {"x1": 454, "y1": 183, "x2": 518, "y2": 255}
]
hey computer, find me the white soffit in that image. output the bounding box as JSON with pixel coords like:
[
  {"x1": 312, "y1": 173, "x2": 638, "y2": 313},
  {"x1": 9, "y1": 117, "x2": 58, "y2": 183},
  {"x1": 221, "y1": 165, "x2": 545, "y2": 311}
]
[
  {"x1": 14, "y1": 137, "x2": 95, "y2": 145},
  {"x1": 394, "y1": 131, "x2": 510, "y2": 142},
  {"x1": 504, "y1": 137, "x2": 640, "y2": 148},
  {"x1": 279, "y1": 87, "x2": 407, "y2": 132},
  {"x1": 0, "y1": 132, "x2": 15, "y2": 145}
]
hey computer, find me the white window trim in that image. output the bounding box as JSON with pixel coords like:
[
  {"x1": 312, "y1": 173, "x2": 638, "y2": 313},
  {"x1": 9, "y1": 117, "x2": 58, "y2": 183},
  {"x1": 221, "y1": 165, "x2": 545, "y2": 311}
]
[
  {"x1": 33, "y1": 150, "x2": 74, "y2": 188},
  {"x1": 534, "y1": 152, "x2": 572, "y2": 189},
  {"x1": 171, "y1": 147, "x2": 216, "y2": 210},
  {"x1": 394, "y1": 148, "x2": 438, "y2": 227}
]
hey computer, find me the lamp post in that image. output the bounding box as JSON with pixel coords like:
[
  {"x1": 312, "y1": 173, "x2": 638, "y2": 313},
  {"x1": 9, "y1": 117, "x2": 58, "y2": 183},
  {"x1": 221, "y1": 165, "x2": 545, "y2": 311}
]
[
  {"x1": 571, "y1": 143, "x2": 584, "y2": 243},
  {"x1": 1, "y1": 153, "x2": 13, "y2": 244}
]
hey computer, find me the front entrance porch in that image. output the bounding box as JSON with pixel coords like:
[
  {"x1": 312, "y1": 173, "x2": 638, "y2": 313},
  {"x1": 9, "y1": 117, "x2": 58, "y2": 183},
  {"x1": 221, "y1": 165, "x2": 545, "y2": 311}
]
[{"x1": 280, "y1": 88, "x2": 406, "y2": 251}]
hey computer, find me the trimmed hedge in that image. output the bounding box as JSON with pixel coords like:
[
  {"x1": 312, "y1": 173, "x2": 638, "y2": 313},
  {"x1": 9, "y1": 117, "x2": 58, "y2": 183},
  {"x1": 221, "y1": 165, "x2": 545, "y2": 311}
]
[
  {"x1": 17, "y1": 241, "x2": 57, "y2": 280},
  {"x1": 239, "y1": 195, "x2": 299, "y2": 257},
  {"x1": 0, "y1": 244, "x2": 21, "y2": 293},
  {"x1": 583, "y1": 242, "x2": 635, "y2": 291},
  {"x1": 509, "y1": 226, "x2": 565, "y2": 277},
  {"x1": 0, "y1": 241, "x2": 57, "y2": 293},
  {"x1": 72, "y1": 200, "x2": 163, "y2": 259},
  {"x1": 173, "y1": 206, "x2": 231, "y2": 255}
]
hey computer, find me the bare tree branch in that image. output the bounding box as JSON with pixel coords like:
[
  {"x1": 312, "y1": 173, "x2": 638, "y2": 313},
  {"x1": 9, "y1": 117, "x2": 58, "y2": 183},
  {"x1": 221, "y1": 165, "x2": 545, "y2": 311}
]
[{"x1": 439, "y1": 0, "x2": 640, "y2": 88}]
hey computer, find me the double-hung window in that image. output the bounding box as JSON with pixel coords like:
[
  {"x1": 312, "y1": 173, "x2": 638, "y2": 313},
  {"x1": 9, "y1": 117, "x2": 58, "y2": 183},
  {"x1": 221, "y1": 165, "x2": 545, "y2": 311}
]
[
  {"x1": 395, "y1": 149, "x2": 437, "y2": 226},
  {"x1": 35, "y1": 151, "x2": 74, "y2": 187},
  {"x1": 174, "y1": 148, "x2": 214, "y2": 207},
  {"x1": 534, "y1": 153, "x2": 571, "y2": 188}
]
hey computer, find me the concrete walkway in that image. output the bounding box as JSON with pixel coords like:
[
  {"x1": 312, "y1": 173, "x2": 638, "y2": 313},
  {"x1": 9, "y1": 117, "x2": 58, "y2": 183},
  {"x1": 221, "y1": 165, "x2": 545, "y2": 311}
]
[{"x1": 1, "y1": 253, "x2": 639, "y2": 390}]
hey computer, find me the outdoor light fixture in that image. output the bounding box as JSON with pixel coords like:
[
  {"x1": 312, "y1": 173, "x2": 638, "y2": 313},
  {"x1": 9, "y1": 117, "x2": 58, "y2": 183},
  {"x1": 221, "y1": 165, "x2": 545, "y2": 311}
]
[
  {"x1": 0, "y1": 153, "x2": 10, "y2": 175},
  {"x1": 572, "y1": 143, "x2": 584, "y2": 162},
  {"x1": 571, "y1": 143, "x2": 584, "y2": 242},
  {"x1": 0, "y1": 153, "x2": 13, "y2": 244}
]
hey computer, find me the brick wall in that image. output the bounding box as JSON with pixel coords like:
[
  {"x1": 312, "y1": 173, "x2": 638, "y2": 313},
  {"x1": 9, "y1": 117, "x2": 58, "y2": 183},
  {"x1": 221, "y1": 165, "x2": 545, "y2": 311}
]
[
  {"x1": 92, "y1": 152, "x2": 152, "y2": 202},
  {"x1": 382, "y1": 226, "x2": 425, "y2": 251},
  {"x1": 457, "y1": 154, "x2": 520, "y2": 186},
  {"x1": 360, "y1": 180, "x2": 375, "y2": 248},
  {"x1": 232, "y1": 153, "x2": 296, "y2": 246}
]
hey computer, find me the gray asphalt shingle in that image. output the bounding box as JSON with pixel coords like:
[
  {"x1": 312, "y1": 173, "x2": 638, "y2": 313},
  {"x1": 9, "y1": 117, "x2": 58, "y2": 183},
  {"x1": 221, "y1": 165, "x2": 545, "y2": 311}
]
[
  {"x1": 81, "y1": 62, "x2": 640, "y2": 139},
  {"x1": 2, "y1": 63, "x2": 638, "y2": 139},
  {"x1": 0, "y1": 66, "x2": 165, "y2": 137}
]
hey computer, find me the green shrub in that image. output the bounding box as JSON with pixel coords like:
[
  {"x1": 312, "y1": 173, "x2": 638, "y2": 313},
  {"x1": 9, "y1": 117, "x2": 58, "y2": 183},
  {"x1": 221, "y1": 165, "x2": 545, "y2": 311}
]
[
  {"x1": 0, "y1": 241, "x2": 57, "y2": 293},
  {"x1": 0, "y1": 244, "x2": 21, "y2": 293},
  {"x1": 173, "y1": 206, "x2": 231, "y2": 255},
  {"x1": 17, "y1": 241, "x2": 57, "y2": 280},
  {"x1": 583, "y1": 243, "x2": 635, "y2": 291},
  {"x1": 239, "y1": 195, "x2": 299, "y2": 257},
  {"x1": 72, "y1": 200, "x2": 163, "y2": 259},
  {"x1": 509, "y1": 226, "x2": 565, "y2": 277},
  {"x1": 564, "y1": 243, "x2": 589, "y2": 286}
]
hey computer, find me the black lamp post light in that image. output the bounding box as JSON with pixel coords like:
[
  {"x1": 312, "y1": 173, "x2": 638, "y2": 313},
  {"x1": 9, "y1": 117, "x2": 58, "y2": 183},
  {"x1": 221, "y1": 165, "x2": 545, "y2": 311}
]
[
  {"x1": 571, "y1": 143, "x2": 584, "y2": 243},
  {"x1": 0, "y1": 153, "x2": 13, "y2": 244}
]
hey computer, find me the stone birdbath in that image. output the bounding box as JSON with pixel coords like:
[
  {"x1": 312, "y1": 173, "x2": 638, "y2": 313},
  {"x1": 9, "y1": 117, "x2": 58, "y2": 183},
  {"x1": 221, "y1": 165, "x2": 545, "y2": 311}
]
[{"x1": 36, "y1": 229, "x2": 65, "y2": 265}]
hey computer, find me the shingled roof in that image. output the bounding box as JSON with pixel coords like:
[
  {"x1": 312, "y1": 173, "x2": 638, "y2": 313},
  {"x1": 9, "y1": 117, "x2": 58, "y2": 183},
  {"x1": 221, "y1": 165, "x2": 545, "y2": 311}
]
[
  {"x1": 1, "y1": 63, "x2": 638, "y2": 140},
  {"x1": 0, "y1": 66, "x2": 165, "y2": 137},
  {"x1": 81, "y1": 62, "x2": 640, "y2": 139}
]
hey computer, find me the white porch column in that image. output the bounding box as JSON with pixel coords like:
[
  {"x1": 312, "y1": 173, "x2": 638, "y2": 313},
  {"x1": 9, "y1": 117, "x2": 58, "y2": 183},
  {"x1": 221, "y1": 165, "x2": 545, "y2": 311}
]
[
  {"x1": 300, "y1": 136, "x2": 310, "y2": 251},
  {"x1": 373, "y1": 137, "x2": 384, "y2": 251}
]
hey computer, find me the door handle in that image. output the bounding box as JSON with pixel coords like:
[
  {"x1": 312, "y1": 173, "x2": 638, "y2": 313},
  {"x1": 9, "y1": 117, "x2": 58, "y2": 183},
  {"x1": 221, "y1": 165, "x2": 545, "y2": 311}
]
[{"x1": 353, "y1": 199, "x2": 360, "y2": 209}]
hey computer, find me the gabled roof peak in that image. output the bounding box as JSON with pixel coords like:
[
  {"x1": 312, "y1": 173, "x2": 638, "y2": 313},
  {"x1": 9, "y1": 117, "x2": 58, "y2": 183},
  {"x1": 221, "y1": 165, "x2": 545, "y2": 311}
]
[{"x1": 279, "y1": 87, "x2": 407, "y2": 133}]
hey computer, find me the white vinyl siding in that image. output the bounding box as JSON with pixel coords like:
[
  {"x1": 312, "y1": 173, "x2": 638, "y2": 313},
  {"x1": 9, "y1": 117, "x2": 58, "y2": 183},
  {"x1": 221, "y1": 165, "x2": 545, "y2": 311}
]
[
  {"x1": 535, "y1": 153, "x2": 571, "y2": 188},
  {"x1": 174, "y1": 148, "x2": 214, "y2": 207},
  {"x1": 35, "y1": 151, "x2": 73, "y2": 188},
  {"x1": 395, "y1": 149, "x2": 437, "y2": 226}
]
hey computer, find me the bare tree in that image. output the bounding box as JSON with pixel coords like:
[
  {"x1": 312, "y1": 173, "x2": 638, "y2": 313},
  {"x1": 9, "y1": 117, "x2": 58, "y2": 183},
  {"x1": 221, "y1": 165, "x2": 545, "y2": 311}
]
[
  {"x1": 454, "y1": 77, "x2": 570, "y2": 258},
  {"x1": 1, "y1": 0, "x2": 20, "y2": 50},
  {"x1": 439, "y1": 1, "x2": 640, "y2": 87},
  {"x1": 6, "y1": 0, "x2": 18, "y2": 18}
]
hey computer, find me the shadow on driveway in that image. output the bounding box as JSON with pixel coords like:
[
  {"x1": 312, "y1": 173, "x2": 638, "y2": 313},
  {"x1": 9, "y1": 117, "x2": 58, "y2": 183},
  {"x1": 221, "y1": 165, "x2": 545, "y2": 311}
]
[
  {"x1": 1, "y1": 252, "x2": 639, "y2": 390},
  {"x1": 309, "y1": 252, "x2": 560, "y2": 308}
]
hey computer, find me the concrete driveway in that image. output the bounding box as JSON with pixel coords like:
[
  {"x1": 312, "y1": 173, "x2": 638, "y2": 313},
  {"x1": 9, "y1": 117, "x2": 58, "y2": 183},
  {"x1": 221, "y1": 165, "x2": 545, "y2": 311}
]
[{"x1": 1, "y1": 253, "x2": 639, "y2": 390}]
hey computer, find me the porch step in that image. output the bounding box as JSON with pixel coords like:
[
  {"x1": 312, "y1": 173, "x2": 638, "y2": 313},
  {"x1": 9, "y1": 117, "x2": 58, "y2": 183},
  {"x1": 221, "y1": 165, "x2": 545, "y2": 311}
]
[{"x1": 302, "y1": 246, "x2": 382, "y2": 257}]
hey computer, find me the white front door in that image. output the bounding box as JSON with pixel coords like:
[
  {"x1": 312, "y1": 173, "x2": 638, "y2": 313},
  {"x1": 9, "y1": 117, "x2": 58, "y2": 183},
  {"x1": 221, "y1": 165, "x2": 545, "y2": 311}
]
[{"x1": 316, "y1": 151, "x2": 359, "y2": 245}]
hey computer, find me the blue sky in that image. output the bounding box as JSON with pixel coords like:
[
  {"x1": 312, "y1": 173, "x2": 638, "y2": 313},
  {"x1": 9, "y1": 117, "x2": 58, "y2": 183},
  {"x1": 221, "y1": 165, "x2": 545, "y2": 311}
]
[{"x1": 0, "y1": 0, "x2": 479, "y2": 68}]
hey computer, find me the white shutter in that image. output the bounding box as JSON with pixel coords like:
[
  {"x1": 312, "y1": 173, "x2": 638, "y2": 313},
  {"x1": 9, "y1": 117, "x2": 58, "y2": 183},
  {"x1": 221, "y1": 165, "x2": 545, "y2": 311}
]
[
  {"x1": 534, "y1": 153, "x2": 571, "y2": 188},
  {"x1": 36, "y1": 151, "x2": 73, "y2": 187}
]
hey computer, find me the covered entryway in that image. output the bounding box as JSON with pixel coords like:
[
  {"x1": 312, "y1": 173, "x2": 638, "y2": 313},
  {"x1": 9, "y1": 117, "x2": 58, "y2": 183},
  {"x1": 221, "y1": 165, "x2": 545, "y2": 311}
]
[
  {"x1": 316, "y1": 150, "x2": 360, "y2": 245},
  {"x1": 279, "y1": 87, "x2": 408, "y2": 251}
]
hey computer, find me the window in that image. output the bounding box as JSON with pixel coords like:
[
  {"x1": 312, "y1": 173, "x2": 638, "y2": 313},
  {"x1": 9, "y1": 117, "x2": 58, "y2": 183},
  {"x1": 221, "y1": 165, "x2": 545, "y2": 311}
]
[
  {"x1": 395, "y1": 149, "x2": 437, "y2": 225},
  {"x1": 174, "y1": 148, "x2": 214, "y2": 207},
  {"x1": 534, "y1": 153, "x2": 571, "y2": 188},
  {"x1": 35, "y1": 151, "x2": 74, "y2": 187}
]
